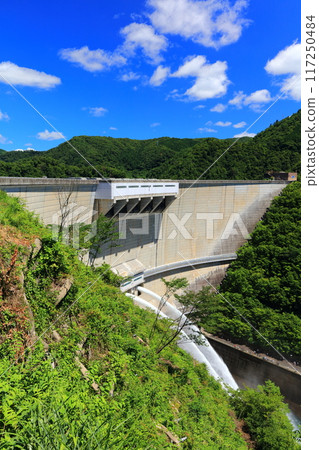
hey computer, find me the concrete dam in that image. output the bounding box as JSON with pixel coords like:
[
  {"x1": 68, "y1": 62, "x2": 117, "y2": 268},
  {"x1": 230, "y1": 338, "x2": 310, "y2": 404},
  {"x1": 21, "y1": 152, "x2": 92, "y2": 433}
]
[{"x1": 0, "y1": 176, "x2": 288, "y2": 295}]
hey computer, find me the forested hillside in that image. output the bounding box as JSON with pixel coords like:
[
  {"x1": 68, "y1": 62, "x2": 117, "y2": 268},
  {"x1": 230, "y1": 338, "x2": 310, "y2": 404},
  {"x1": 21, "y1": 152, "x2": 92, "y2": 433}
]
[
  {"x1": 0, "y1": 110, "x2": 300, "y2": 180},
  {"x1": 0, "y1": 191, "x2": 299, "y2": 448},
  {"x1": 199, "y1": 181, "x2": 301, "y2": 360}
]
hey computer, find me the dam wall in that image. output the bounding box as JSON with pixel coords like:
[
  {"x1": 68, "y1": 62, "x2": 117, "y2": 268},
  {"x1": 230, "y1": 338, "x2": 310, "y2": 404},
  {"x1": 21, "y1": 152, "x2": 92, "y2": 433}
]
[
  {"x1": 0, "y1": 177, "x2": 98, "y2": 225},
  {"x1": 96, "y1": 180, "x2": 287, "y2": 295},
  {"x1": 0, "y1": 177, "x2": 288, "y2": 293}
]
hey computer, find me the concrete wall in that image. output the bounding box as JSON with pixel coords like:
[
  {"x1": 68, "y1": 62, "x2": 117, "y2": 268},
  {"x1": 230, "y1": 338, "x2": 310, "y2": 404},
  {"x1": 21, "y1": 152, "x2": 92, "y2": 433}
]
[
  {"x1": 0, "y1": 177, "x2": 98, "y2": 225},
  {"x1": 96, "y1": 181, "x2": 287, "y2": 295},
  {"x1": 206, "y1": 335, "x2": 301, "y2": 417}
]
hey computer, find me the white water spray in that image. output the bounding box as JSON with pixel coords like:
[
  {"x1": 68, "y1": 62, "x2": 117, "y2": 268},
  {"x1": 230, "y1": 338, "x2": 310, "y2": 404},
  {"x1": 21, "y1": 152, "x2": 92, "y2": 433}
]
[
  {"x1": 126, "y1": 293, "x2": 220, "y2": 380},
  {"x1": 137, "y1": 286, "x2": 238, "y2": 389},
  {"x1": 127, "y1": 286, "x2": 238, "y2": 389}
]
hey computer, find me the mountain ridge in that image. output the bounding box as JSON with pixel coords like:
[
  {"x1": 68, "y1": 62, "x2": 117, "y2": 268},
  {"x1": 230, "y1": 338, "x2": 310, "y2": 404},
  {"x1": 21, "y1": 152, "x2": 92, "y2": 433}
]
[{"x1": 0, "y1": 110, "x2": 300, "y2": 180}]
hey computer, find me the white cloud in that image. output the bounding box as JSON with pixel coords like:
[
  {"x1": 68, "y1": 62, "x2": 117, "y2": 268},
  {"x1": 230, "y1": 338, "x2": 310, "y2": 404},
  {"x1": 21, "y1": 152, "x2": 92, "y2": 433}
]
[
  {"x1": 59, "y1": 46, "x2": 126, "y2": 72},
  {"x1": 109, "y1": 126, "x2": 118, "y2": 130},
  {"x1": 150, "y1": 65, "x2": 170, "y2": 86},
  {"x1": 194, "y1": 104, "x2": 205, "y2": 109},
  {"x1": 229, "y1": 89, "x2": 272, "y2": 110},
  {"x1": 121, "y1": 71, "x2": 140, "y2": 81},
  {"x1": 233, "y1": 121, "x2": 246, "y2": 128},
  {"x1": 148, "y1": 0, "x2": 249, "y2": 49},
  {"x1": 215, "y1": 120, "x2": 232, "y2": 127},
  {"x1": 172, "y1": 55, "x2": 230, "y2": 100},
  {"x1": 0, "y1": 134, "x2": 10, "y2": 144},
  {"x1": 0, "y1": 110, "x2": 9, "y2": 121},
  {"x1": 234, "y1": 131, "x2": 256, "y2": 138},
  {"x1": 198, "y1": 127, "x2": 217, "y2": 133},
  {"x1": 265, "y1": 42, "x2": 301, "y2": 100},
  {"x1": 37, "y1": 130, "x2": 65, "y2": 141},
  {"x1": 210, "y1": 103, "x2": 227, "y2": 113},
  {"x1": 265, "y1": 42, "x2": 300, "y2": 76},
  {"x1": 150, "y1": 122, "x2": 161, "y2": 127},
  {"x1": 245, "y1": 89, "x2": 272, "y2": 105},
  {"x1": 83, "y1": 106, "x2": 108, "y2": 117},
  {"x1": 0, "y1": 61, "x2": 61, "y2": 89},
  {"x1": 120, "y1": 23, "x2": 168, "y2": 64},
  {"x1": 229, "y1": 90, "x2": 246, "y2": 107}
]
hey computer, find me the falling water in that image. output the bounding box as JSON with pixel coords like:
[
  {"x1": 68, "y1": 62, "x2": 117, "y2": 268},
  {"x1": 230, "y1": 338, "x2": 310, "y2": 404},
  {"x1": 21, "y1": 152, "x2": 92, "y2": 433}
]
[
  {"x1": 137, "y1": 286, "x2": 238, "y2": 389},
  {"x1": 128, "y1": 286, "x2": 238, "y2": 389},
  {"x1": 126, "y1": 293, "x2": 220, "y2": 381}
]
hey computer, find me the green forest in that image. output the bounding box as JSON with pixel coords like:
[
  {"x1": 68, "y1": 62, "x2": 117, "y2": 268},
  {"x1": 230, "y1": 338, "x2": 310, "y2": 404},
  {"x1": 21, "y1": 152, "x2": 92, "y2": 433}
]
[
  {"x1": 0, "y1": 192, "x2": 299, "y2": 448},
  {"x1": 198, "y1": 181, "x2": 301, "y2": 360},
  {"x1": 0, "y1": 110, "x2": 300, "y2": 180}
]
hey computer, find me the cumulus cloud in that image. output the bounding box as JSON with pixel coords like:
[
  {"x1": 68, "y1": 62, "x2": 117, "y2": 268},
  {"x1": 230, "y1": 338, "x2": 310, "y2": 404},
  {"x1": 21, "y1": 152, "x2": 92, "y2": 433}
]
[
  {"x1": 0, "y1": 110, "x2": 9, "y2": 121},
  {"x1": 229, "y1": 89, "x2": 272, "y2": 110},
  {"x1": 198, "y1": 127, "x2": 217, "y2": 133},
  {"x1": 171, "y1": 55, "x2": 230, "y2": 100},
  {"x1": 121, "y1": 71, "x2": 140, "y2": 81},
  {"x1": 109, "y1": 126, "x2": 118, "y2": 130},
  {"x1": 265, "y1": 42, "x2": 300, "y2": 75},
  {"x1": 120, "y1": 23, "x2": 168, "y2": 64},
  {"x1": 59, "y1": 46, "x2": 126, "y2": 72},
  {"x1": 148, "y1": 0, "x2": 249, "y2": 49},
  {"x1": 233, "y1": 121, "x2": 246, "y2": 128},
  {"x1": 37, "y1": 130, "x2": 65, "y2": 141},
  {"x1": 234, "y1": 131, "x2": 256, "y2": 138},
  {"x1": 245, "y1": 89, "x2": 272, "y2": 105},
  {"x1": 194, "y1": 104, "x2": 205, "y2": 109},
  {"x1": 0, "y1": 134, "x2": 12, "y2": 144},
  {"x1": 0, "y1": 61, "x2": 61, "y2": 89},
  {"x1": 228, "y1": 90, "x2": 246, "y2": 107},
  {"x1": 265, "y1": 42, "x2": 301, "y2": 100},
  {"x1": 210, "y1": 103, "x2": 227, "y2": 112},
  {"x1": 83, "y1": 106, "x2": 108, "y2": 117},
  {"x1": 215, "y1": 120, "x2": 232, "y2": 127},
  {"x1": 150, "y1": 122, "x2": 161, "y2": 127},
  {"x1": 150, "y1": 65, "x2": 170, "y2": 86}
]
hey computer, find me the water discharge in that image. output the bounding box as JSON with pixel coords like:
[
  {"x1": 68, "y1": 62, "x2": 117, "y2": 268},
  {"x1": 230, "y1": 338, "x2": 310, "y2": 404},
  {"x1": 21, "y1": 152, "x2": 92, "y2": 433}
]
[
  {"x1": 126, "y1": 293, "x2": 220, "y2": 381},
  {"x1": 126, "y1": 287, "x2": 299, "y2": 431},
  {"x1": 127, "y1": 286, "x2": 238, "y2": 389}
]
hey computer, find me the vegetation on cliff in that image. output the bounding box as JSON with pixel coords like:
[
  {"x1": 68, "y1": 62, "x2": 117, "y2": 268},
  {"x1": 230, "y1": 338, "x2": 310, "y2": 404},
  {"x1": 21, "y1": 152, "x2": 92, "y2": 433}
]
[
  {"x1": 0, "y1": 191, "x2": 299, "y2": 448},
  {"x1": 0, "y1": 110, "x2": 300, "y2": 180}
]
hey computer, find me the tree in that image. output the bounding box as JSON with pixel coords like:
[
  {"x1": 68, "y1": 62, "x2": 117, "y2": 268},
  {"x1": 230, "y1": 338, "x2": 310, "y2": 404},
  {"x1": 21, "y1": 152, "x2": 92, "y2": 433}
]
[
  {"x1": 88, "y1": 215, "x2": 119, "y2": 266},
  {"x1": 151, "y1": 279, "x2": 211, "y2": 354},
  {"x1": 230, "y1": 381, "x2": 300, "y2": 449}
]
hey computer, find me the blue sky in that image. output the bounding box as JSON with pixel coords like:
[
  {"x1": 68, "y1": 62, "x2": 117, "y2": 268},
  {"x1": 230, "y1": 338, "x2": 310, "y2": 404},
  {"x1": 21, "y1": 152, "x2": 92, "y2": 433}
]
[{"x1": 0, "y1": 0, "x2": 300, "y2": 151}]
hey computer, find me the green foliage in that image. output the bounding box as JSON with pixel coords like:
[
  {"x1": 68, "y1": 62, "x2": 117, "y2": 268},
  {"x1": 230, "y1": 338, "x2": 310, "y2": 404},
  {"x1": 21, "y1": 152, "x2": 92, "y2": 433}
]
[
  {"x1": 24, "y1": 238, "x2": 77, "y2": 331},
  {"x1": 89, "y1": 215, "x2": 119, "y2": 265},
  {"x1": 0, "y1": 191, "x2": 46, "y2": 237},
  {"x1": 200, "y1": 182, "x2": 301, "y2": 359},
  {"x1": 0, "y1": 184, "x2": 299, "y2": 448},
  {"x1": 94, "y1": 263, "x2": 123, "y2": 287},
  {"x1": 0, "y1": 110, "x2": 300, "y2": 180},
  {"x1": 0, "y1": 195, "x2": 249, "y2": 448},
  {"x1": 230, "y1": 381, "x2": 300, "y2": 449}
]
